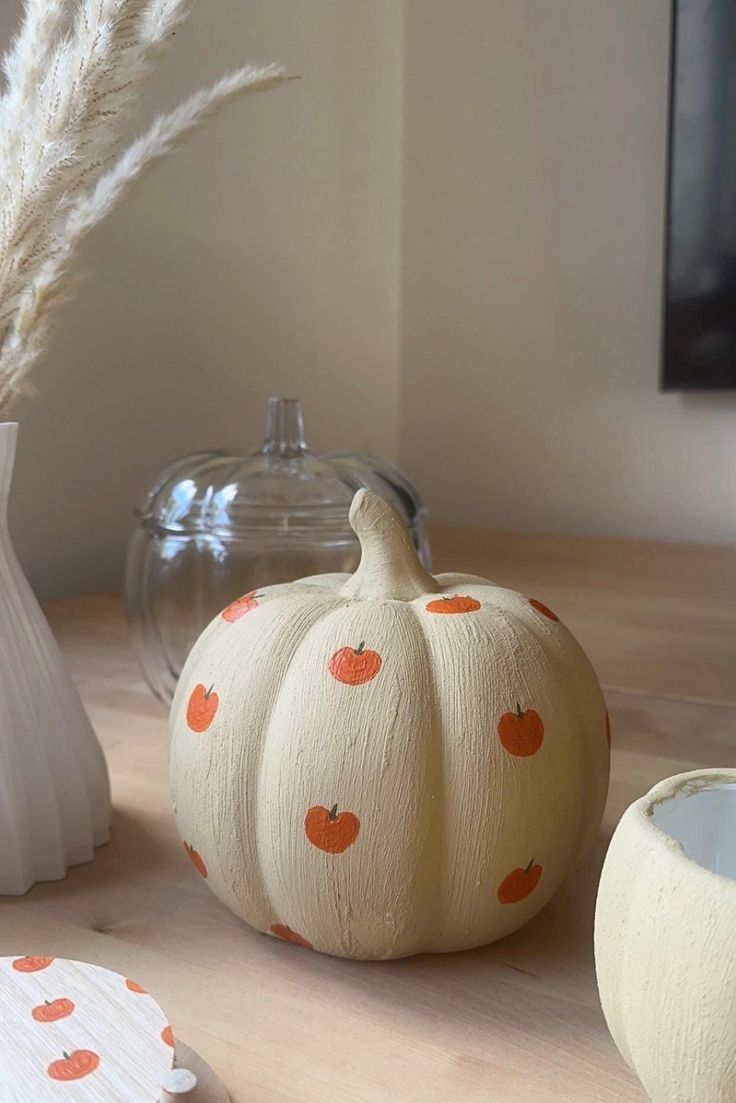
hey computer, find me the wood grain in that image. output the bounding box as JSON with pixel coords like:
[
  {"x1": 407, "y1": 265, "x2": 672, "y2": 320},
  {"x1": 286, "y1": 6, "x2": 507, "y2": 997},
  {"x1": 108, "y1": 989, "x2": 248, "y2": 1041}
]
[
  {"x1": 0, "y1": 957, "x2": 173, "y2": 1101},
  {"x1": 2, "y1": 526, "x2": 734, "y2": 1102},
  {"x1": 432, "y1": 526, "x2": 736, "y2": 704}
]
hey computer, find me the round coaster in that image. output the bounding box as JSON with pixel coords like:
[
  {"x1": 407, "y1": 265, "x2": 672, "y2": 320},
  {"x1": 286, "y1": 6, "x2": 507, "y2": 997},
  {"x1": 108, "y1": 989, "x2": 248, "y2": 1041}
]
[
  {"x1": 174, "y1": 1041, "x2": 230, "y2": 1102},
  {"x1": 0, "y1": 956, "x2": 174, "y2": 1100}
]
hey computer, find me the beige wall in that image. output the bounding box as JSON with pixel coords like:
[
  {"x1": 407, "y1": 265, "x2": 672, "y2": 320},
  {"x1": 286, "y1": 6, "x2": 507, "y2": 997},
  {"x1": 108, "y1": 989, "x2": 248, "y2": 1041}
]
[
  {"x1": 3, "y1": 0, "x2": 736, "y2": 598},
  {"x1": 0, "y1": 1, "x2": 402, "y2": 597},
  {"x1": 401, "y1": 0, "x2": 736, "y2": 543}
]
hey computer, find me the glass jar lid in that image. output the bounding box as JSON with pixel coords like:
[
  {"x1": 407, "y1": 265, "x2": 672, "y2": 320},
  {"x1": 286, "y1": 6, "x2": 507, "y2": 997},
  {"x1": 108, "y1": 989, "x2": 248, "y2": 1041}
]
[{"x1": 136, "y1": 397, "x2": 429, "y2": 551}]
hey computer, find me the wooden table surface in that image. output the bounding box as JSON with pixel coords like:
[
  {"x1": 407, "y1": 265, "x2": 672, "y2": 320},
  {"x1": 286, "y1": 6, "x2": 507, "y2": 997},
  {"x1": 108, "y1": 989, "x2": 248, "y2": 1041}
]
[{"x1": 3, "y1": 526, "x2": 736, "y2": 1102}]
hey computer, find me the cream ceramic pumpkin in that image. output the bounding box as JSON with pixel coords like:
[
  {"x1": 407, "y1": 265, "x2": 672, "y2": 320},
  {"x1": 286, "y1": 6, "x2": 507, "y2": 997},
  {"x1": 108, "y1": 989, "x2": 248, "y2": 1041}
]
[{"x1": 170, "y1": 490, "x2": 609, "y2": 959}]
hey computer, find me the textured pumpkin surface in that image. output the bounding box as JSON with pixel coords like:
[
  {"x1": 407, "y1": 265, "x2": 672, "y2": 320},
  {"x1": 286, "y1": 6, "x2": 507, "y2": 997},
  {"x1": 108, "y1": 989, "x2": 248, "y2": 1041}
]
[{"x1": 170, "y1": 491, "x2": 609, "y2": 959}]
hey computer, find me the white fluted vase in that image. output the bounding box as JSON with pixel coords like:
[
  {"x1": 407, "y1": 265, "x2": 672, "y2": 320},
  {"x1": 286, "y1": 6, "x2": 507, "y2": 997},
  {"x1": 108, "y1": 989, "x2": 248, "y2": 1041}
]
[{"x1": 0, "y1": 422, "x2": 110, "y2": 894}]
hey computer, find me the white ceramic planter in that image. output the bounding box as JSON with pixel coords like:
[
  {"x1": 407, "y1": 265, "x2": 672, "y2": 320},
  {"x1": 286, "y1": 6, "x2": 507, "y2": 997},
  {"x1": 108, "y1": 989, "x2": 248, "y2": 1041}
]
[
  {"x1": 0, "y1": 423, "x2": 110, "y2": 894},
  {"x1": 595, "y1": 769, "x2": 736, "y2": 1103}
]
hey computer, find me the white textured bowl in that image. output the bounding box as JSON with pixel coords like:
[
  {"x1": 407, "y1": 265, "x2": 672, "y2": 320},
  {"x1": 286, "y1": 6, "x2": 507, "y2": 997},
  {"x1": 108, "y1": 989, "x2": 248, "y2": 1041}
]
[{"x1": 595, "y1": 769, "x2": 736, "y2": 1103}]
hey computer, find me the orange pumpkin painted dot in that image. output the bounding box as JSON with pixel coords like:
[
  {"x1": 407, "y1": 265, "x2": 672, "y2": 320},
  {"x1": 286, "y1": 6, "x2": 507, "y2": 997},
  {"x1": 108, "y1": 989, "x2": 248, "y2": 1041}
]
[
  {"x1": 32, "y1": 998, "x2": 75, "y2": 1023},
  {"x1": 426, "y1": 595, "x2": 481, "y2": 614},
  {"x1": 328, "y1": 643, "x2": 382, "y2": 686},
  {"x1": 222, "y1": 591, "x2": 261, "y2": 622},
  {"x1": 498, "y1": 860, "x2": 543, "y2": 904},
  {"x1": 304, "y1": 804, "x2": 360, "y2": 854},
  {"x1": 270, "y1": 924, "x2": 313, "y2": 950},
  {"x1": 47, "y1": 1050, "x2": 100, "y2": 1082},
  {"x1": 184, "y1": 841, "x2": 208, "y2": 879},
  {"x1": 498, "y1": 704, "x2": 544, "y2": 757},
  {"x1": 162, "y1": 1025, "x2": 175, "y2": 1047},
  {"x1": 125, "y1": 978, "x2": 147, "y2": 994},
  {"x1": 528, "y1": 597, "x2": 559, "y2": 622},
  {"x1": 12, "y1": 956, "x2": 54, "y2": 973},
  {"x1": 186, "y1": 683, "x2": 219, "y2": 732}
]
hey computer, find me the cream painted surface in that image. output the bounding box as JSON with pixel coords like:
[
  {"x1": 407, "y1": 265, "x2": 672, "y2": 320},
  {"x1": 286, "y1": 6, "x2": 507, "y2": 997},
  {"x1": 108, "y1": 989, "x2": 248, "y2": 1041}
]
[
  {"x1": 595, "y1": 770, "x2": 736, "y2": 1103},
  {"x1": 0, "y1": 957, "x2": 173, "y2": 1101},
  {"x1": 0, "y1": 1, "x2": 402, "y2": 597},
  {"x1": 400, "y1": 0, "x2": 736, "y2": 543},
  {"x1": 170, "y1": 491, "x2": 609, "y2": 959}
]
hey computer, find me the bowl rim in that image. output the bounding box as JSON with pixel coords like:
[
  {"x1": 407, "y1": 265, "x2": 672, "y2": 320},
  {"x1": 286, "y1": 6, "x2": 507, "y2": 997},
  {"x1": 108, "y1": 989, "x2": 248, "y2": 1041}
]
[{"x1": 633, "y1": 768, "x2": 736, "y2": 888}]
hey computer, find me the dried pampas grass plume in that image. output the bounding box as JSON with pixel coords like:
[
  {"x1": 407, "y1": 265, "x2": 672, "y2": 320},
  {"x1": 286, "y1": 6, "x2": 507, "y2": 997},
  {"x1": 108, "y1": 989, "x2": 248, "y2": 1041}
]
[{"x1": 0, "y1": 0, "x2": 291, "y2": 412}]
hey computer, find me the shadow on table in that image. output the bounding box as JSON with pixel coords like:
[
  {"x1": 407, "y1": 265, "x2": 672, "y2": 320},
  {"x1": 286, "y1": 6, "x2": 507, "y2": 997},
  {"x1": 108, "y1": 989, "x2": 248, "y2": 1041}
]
[
  {"x1": 5, "y1": 807, "x2": 170, "y2": 905},
  {"x1": 256, "y1": 829, "x2": 613, "y2": 1051}
]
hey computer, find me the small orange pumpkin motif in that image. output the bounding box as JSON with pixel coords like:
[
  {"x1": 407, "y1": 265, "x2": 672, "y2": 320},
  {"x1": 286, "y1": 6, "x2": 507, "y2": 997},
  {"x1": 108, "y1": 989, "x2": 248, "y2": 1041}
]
[
  {"x1": 12, "y1": 956, "x2": 54, "y2": 973},
  {"x1": 186, "y1": 683, "x2": 219, "y2": 733},
  {"x1": 125, "y1": 978, "x2": 146, "y2": 994},
  {"x1": 305, "y1": 804, "x2": 360, "y2": 854},
  {"x1": 528, "y1": 597, "x2": 559, "y2": 622},
  {"x1": 497, "y1": 860, "x2": 543, "y2": 904},
  {"x1": 497, "y1": 704, "x2": 544, "y2": 757},
  {"x1": 47, "y1": 1050, "x2": 100, "y2": 1082},
  {"x1": 425, "y1": 595, "x2": 481, "y2": 614},
  {"x1": 222, "y1": 591, "x2": 261, "y2": 622},
  {"x1": 32, "y1": 998, "x2": 75, "y2": 1023},
  {"x1": 161, "y1": 1025, "x2": 175, "y2": 1047},
  {"x1": 184, "y1": 841, "x2": 208, "y2": 879},
  {"x1": 270, "y1": 924, "x2": 313, "y2": 950},
  {"x1": 328, "y1": 643, "x2": 382, "y2": 686}
]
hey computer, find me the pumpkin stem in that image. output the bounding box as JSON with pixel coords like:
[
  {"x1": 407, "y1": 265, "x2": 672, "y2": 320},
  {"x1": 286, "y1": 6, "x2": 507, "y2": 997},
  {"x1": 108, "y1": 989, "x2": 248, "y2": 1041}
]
[
  {"x1": 523, "y1": 858, "x2": 535, "y2": 874},
  {"x1": 516, "y1": 702, "x2": 523, "y2": 718},
  {"x1": 341, "y1": 489, "x2": 439, "y2": 601},
  {"x1": 329, "y1": 804, "x2": 338, "y2": 820}
]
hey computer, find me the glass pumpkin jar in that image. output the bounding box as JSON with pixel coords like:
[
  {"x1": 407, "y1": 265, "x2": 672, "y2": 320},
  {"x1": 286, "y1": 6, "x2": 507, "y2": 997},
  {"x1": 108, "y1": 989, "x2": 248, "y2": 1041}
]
[{"x1": 125, "y1": 397, "x2": 431, "y2": 703}]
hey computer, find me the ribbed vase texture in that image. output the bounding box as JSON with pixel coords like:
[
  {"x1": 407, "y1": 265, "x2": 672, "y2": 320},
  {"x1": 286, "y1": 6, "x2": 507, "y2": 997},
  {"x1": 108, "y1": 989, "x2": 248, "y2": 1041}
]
[{"x1": 0, "y1": 423, "x2": 110, "y2": 894}]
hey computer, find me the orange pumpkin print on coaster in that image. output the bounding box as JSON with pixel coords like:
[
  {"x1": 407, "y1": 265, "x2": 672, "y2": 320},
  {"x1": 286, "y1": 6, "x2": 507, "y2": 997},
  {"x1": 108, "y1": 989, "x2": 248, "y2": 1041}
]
[
  {"x1": 32, "y1": 998, "x2": 75, "y2": 1023},
  {"x1": 125, "y1": 978, "x2": 146, "y2": 994},
  {"x1": 270, "y1": 924, "x2": 313, "y2": 950},
  {"x1": 186, "y1": 682, "x2": 219, "y2": 732},
  {"x1": 425, "y1": 595, "x2": 481, "y2": 614},
  {"x1": 305, "y1": 804, "x2": 360, "y2": 854},
  {"x1": 12, "y1": 956, "x2": 54, "y2": 973},
  {"x1": 328, "y1": 642, "x2": 382, "y2": 685},
  {"x1": 48, "y1": 1050, "x2": 100, "y2": 1082},
  {"x1": 222, "y1": 591, "x2": 261, "y2": 622},
  {"x1": 161, "y1": 1025, "x2": 175, "y2": 1047},
  {"x1": 184, "y1": 841, "x2": 208, "y2": 879},
  {"x1": 528, "y1": 597, "x2": 559, "y2": 622},
  {"x1": 498, "y1": 703, "x2": 544, "y2": 757},
  {"x1": 498, "y1": 860, "x2": 543, "y2": 904}
]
